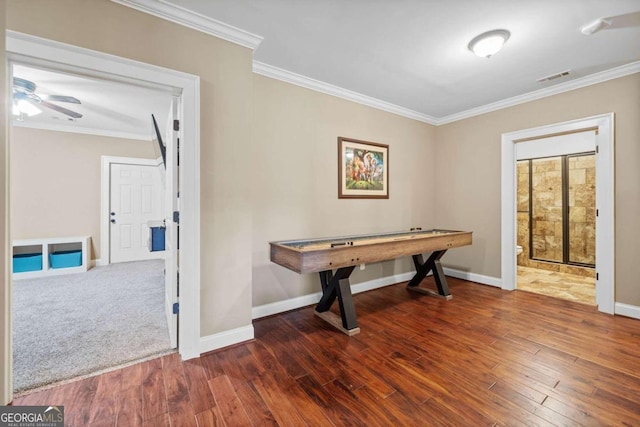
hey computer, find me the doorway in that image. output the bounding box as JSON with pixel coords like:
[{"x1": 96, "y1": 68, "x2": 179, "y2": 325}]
[
  {"x1": 501, "y1": 114, "x2": 615, "y2": 314},
  {"x1": 8, "y1": 64, "x2": 176, "y2": 392},
  {"x1": 5, "y1": 32, "x2": 201, "y2": 397},
  {"x1": 109, "y1": 161, "x2": 165, "y2": 264},
  {"x1": 515, "y1": 150, "x2": 596, "y2": 304}
]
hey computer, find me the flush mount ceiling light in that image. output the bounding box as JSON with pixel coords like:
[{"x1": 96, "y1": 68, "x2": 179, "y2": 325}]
[{"x1": 468, "y1": 29, "x2": 511, "y2": 58}]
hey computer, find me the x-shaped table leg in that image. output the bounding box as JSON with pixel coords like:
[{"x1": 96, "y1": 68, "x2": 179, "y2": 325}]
[
  {"x1": 406, "y1": 250, "x2": 453, "y2": 299},
  {"x1": 315, "y1": 266, "x2": 359, "y2": 335}
]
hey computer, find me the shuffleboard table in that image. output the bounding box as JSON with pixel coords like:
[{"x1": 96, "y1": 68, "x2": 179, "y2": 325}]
[{"x1": 270, "y1": 229, "x2": 472, "y2": 335}]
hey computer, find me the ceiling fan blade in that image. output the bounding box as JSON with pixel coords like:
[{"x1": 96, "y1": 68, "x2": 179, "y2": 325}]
[
  {"x1": 40, "y1": 100, "x2": 83, "y2": 119},
  {"x1": 45, "y1": 95, "x2": 81, "y2": 104},
  {"x1": 13, "y1": 77, "x2": 36, "y2": 93}
]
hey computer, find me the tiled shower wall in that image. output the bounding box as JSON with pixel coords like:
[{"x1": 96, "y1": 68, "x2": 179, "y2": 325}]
[
  {"x1": 516, "y1": 156, "x2": 595, "y2": 278},
  {"x1": 568, "y1": 155, "x2": 596, "y2": 264}
]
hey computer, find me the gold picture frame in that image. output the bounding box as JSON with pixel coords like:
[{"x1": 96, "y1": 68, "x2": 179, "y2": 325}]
[{"x1": 338, "y1": 137, "x2": 389, "y2": 199}]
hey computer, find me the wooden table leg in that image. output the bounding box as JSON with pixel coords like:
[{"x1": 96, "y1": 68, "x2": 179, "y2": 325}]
[
  {"x1": 406, "y1": 250, "x2": 453, "y2": 300},
  {"x1": 315, "y1": 266, "x2": 360, "y2": 335}
]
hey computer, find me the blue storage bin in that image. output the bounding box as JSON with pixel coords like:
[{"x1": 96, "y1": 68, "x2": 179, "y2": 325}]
[
  {"x1": 49, "y1": 250, "x2": 82, "y2": 269},
  {"x1": 13, "y1": 253, "x2": 43, "y2": 273},
  {"x1": 150, "y1": 227, "x2": 166, "y2": 251}
]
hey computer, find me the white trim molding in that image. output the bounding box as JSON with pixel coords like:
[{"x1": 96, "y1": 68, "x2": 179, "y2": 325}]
[
  {"x1": 111, "y1": 0, "x2": 640, "y2": 126},
  {"x1": 252, "y1": 268, "x2": 500, "y2": 320},
  {"x1": 110, "y1": 0, "x2": 263, "y2": 50},
  {"x1": 615, "y1": 303, "x2": 640, "y2": 320},
  {"x1": 200, "y1": 325, "x2": 255, "y2": 355},
  {"x1": 501, "y1": 114, "x2": 615, "y2": 314},
  {"x1": 111, "y1": 2, "x2": 640, "y2": 127},
  {"x1": 253, "y1": 61, "x2": 438, "y2": 125},
  {"x1": 442, "y1": 268, "x2": 501, "y2": 288},
  {"x1": 430, "y1": 61, "x2": 640, "y2": 125},
  {"x1": 253, "y1": 60, "x2": 640, "y2": 127}
]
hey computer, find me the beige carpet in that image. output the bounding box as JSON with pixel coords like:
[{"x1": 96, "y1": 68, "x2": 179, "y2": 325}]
[{"x1": 12, "y1": 259, "x2": 172, "y2": 393}]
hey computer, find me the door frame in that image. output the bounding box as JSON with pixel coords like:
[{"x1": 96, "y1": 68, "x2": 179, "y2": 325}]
[
  {"x1": 501, "y1": 113, "x2": 615, "y2": 314},
  {"x1": 100, "y1": 156, "x2": 164, "y2": 266},
  {"x1": 6, "y1": 31, "x2": 201, "y2": 363}
]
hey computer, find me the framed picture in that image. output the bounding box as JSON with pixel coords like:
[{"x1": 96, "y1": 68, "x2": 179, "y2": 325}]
[{"x1": 338, "y1": 137, "x2": 389, "y2": 199}]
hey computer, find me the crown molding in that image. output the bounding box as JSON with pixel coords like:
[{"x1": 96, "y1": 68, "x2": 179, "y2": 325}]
[
  {"x1": 110, "y1": 0, "x2": 263, "y2": 50},
  {"x1": 253, "y1": 61, "x2": 437, "y2": 125},
  {"x1": 436, "y1": 60, "x2": 640, "y2": 125}
]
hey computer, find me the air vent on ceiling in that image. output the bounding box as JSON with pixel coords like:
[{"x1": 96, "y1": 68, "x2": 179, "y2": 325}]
[{"x1": 537, "y1": 70, "x2": 571, "y2": 83}]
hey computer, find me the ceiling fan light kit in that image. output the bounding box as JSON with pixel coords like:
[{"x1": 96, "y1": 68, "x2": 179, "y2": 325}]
[
  {"x1": 12, "y1": 76, "x2": 83, "y2": 120},
  {"x1": 13, "y1": 98, "x2": 42, "y2": 119},
  {"x1": 468, "y1": 29, "x2": 510, "y2": 58}
]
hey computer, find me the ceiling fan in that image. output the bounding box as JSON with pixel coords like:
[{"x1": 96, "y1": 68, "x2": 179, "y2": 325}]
[{"x1": 12, "y1": 77, "x2": 83, "y2": 120}]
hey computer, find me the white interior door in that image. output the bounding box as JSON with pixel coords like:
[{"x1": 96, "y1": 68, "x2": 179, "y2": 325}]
[
  {"x1": 110, "y1": 163, "x2": 163, "y2": 263},
  {"x1": 164, "y1": 96, "x2": 180, "y2": 348}
]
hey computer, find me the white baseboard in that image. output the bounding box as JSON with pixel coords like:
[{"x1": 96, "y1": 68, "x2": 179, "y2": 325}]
[
  {"x1": 251, "y1": 268, "x2": 502, "y2": 320},
  {"x1": 199, "y1": 324, "x2": 254, "y2": 354},
  {"x1": 252, "y1": 272, "x2": 414, "y2": 320},
  {"x1": 443, "y1": 267, "x2": 502, "y2": 288},
  {"x1": 614, "y1": 303, "x2": 640, "y2": 320},
  {"x1": 252, "y1": 292, "x2": 322, "y2": 320},
  {"x1": 90, "y1": 258, "x2": 103, "y2": 268}
]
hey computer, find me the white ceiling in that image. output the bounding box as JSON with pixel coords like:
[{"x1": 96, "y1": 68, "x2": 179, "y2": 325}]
[
  {"x1": 10, "y1": 1, "x2": 640, "y2": 138},
  {"x1": 165, "y1": 0, "x2": 640, "y2": 120},
  {"x1": 11, "y1": 64, "x2": 173, "y2": 140}
]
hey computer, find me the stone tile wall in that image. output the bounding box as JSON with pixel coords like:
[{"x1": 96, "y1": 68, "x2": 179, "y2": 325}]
[
  {"x1": 568, "y1": 155, "x2": 596, "y2": 264},
  {"x1": 531, "y1": 157, "x2": 563, "y2": 262}
]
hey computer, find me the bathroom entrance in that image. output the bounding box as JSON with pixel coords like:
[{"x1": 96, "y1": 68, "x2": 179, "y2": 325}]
[
  {"x1": 516, "y1": 152, "x2": 596, "y2": 304},
  {"x1": 514, "y1": 129, "x2": 598, "y2": 304}
]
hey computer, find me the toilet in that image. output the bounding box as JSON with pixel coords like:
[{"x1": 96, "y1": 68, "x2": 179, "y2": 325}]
[{"x1": 516, "y1": 245, "x2": 523, "y2": 255}]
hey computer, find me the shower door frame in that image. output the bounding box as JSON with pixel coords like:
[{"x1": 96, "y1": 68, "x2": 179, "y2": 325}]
[{"x1": 521, "y1": 152, "x2": 597, "y2": 268}]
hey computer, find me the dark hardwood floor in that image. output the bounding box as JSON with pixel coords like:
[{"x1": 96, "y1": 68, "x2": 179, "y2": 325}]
[{"x1": 13, "y1": 277, "x2": 640, "y2": 426}]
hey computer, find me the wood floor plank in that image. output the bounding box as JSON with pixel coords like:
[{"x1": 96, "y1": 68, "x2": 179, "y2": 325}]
[
  {"x1": 120, "y1": 362, "x2": 145, "y2": 391},
  {"x1": 234, "y1": 381, "x2": 279, "y2": 427},
  {"x1": 115, "y1": 385, "x2": 143, "y2": 427},
  {"x1": 142, "y1": 412, "x2": 170, "y2": 427},
  {"x1": 250, "y1": 372, "x2": 310, "y2": 426},
  {"x1": 199, "y1": 351, "x2": 226, "y2": 380},
  {"x1": 12, "y1": 278, "x2": 640, "y2": 426},
  {"x1": 88, "y1": 369, "x2": 122, "y2": 425},
  {"x1": 141, "y1": 357, "x2": 168, "y2": 421},
  {"x1": 182, "y1": 358, "x2": 216, "y2": 414},
  {"x1": 161, "y1": 354, "x2": 194, "y2": 425},
  {"x1": 296, "y1": 374, "x2": 363, "y2": 426},
  {"x1": 208, "y1": 375, "x2": 253, "y2": 426},
  {"x1": 194, "y1": 407, "x2": 225, "y2": 427}
]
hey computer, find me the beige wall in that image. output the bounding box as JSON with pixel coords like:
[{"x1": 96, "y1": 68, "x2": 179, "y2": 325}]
[
  {"x1": 252, "y1": 76, "x2": 436, "y2": 306},
  {"x1": 435, "y1": 73, "x2": 640, "y2": 306},
  {"x1": 7, "y1": 0, "x2": 255, "y2": 338},
  {"x1": 10, "y1": 127, "x2": 156, "y2": 260}
]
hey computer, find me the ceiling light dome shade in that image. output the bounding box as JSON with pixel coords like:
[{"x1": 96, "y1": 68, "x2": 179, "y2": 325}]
[{"x1": 468, "y1": 29, "x2": 510, "y2": 58}]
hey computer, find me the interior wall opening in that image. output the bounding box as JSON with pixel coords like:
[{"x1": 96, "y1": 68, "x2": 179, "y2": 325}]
[
  {"x1": 8, "y1": 60, "x2": 177, "y2": 394},
  {"x1": 516, "y1": 150, "x2": 596, "y2": 305}
]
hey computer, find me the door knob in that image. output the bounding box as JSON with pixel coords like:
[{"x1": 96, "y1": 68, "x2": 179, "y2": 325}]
[
  {"x1": 110, "y1": 212, "x2": 116, "y2": 216},
  {"x1": 110, "y1": 219, "x2": 116, "y2": 224}
]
